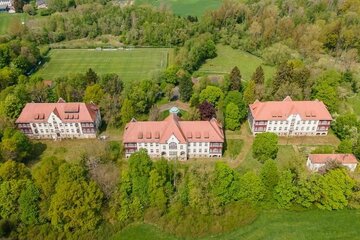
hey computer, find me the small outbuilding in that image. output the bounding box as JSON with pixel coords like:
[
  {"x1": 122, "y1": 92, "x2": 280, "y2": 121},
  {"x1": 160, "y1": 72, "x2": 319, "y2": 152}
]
[{"x1": 307, "y1": 154, "x2": 358, "y2": 172}]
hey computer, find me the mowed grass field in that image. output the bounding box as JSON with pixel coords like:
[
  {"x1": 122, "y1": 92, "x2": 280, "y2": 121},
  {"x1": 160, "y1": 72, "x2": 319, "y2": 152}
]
[
  {"x1": 136, "y1": 0, "x2": 221, "y2": 16},
  {"x1": 112, "y1": 210, "x2": 360, "y2": 240},
  {"x1": 0, "y1": 13, "x2": 25, "y2": 35},
  {"x1": 197, "y1": 45, "x2": 276, "y2": 82},
  {"x1": 36, "y1": 48, "x2": 171, "y2": 82}
]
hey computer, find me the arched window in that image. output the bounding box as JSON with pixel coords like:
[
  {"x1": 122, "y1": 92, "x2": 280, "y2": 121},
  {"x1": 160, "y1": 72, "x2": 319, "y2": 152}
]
[{"x1": 169, "y1": 142, "x2": 177, "y2": 150}]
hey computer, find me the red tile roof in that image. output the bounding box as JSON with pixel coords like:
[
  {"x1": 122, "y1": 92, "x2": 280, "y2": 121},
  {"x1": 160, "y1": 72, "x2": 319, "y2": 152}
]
[
  {"x1": 308, "y1": 154, "x2": 358, "y2": 164},
  {"x1": 123, "y1": 114, "x2": 224, "y2": 143},
  {"x1": 16, "y1": 102, "x2": 99, "y2": 123},
  {"x1": 249, "y1": 96, "x2": 332, "y2": 121}
]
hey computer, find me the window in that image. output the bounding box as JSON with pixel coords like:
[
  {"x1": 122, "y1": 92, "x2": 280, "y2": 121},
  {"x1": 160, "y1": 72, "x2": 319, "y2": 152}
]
[
  {"x1": 274, "y1": 127, "x2": 277, "y2": 131},
  {"x1": 199, "y1": 149, "x2": 202, "y2": 153},
  {"x1": 163, "y1": 146, "x2": 166, "y2": 150},
  {"x1": 180, "y1": 145, "x2": 183, "y2": 149},
  {"x1": 204, "y1": 143, "x2": 208, "y2": 146},
  {"x1": 199, "y1": 143, "x2": 202, "y2": 147},
  {"x1": 204, "y1": 149, "x2": 208, "y2": 153},
  {"x1": 297, "y1": 121, "x2": 300, "y2": 124},
  {"x1": 169, "y1": 142, "x2": 177, "y2": 150}
]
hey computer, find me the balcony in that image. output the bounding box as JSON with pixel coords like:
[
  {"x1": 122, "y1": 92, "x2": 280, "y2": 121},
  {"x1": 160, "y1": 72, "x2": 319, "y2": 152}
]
[
  {"x1": 317, "y1": 127, "x2": 329, "y2": 132},
  {"x1": 210, "y1": 143, "x2": 222, "y2": 147}
]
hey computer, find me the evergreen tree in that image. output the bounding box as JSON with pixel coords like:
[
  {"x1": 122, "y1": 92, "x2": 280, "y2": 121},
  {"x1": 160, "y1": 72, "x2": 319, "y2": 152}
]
[
  {"x1": 252, "y1": 66, "x2": 265, "y2": 85},
  {"x1": 85, "y1": 68, "x2": 98, "y2": 85},
  {"x1": 229, "y1": 66, "x2": 242, "y2": 91},
  {"x1": 179, "y1": 71, "x2": 193, "y2": 102}
]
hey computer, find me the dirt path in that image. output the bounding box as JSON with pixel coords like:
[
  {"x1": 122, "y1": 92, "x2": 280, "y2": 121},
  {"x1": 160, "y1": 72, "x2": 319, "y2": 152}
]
[
  {"x1": 158, "y1": 100, "x2": 191, "y2": 112},
  {"x1": 228, "y1": 123, "x2": 254, "y2": 168}
]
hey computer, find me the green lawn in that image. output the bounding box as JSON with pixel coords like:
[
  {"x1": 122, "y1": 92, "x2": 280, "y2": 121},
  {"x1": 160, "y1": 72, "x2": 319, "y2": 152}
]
[
  {"x1": 136, "y1": 0, "x2": 221, "y2": 16},
  {"x1": 0, "y1": 13, "x2": 26, "y2": 35},
  {"x1": 224, "y1": 139, "x2": 244, "y2": 159},
  {"x1": 112, "y1": 210, "x2": 360, "y2": 240},
  {"x1": 35, "y1": 48, "x2": 171, "y2": 83},
  {"x1": 197, "y1": 45, "x2": 276, "y2": 81}
]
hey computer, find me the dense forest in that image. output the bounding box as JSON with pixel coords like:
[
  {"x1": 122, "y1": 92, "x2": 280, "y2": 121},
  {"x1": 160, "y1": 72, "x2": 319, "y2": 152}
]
[{"x1": 0, "y1": 0, "x2": 360, "y2": 238}]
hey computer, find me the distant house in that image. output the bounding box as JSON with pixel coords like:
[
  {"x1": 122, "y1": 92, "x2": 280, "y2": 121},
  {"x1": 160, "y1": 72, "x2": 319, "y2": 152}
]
[
  {"x1": 307, "y1": 154, "x2": 358, "y2": 172},
  {"x1": 0, "y1": 0, "x2": 11, "y2": 7},
  {"x1": 36, "y1": 0, "x2": 47, "y2": 9},
  {"x1": 16, "y1": 98, "x2": 101, "y2": 139},
  {"x1": 0, "y1": 4, "x2": 8, "y2": 11},
  {"x1": 248, "y1": 96, "x2": 332, "y2": 136}
]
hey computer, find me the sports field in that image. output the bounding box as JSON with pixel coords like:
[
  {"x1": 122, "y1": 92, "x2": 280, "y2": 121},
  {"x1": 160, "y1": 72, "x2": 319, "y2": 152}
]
[
  {"x1": 136, "y1": 0, "x2": 221, "y2": 16},
  {"x1": 197, "y1": 45, "x2": 276, "y2": 82},
  {"x1": 36, "y1": 48, "x2": 170, "y2": 82}
]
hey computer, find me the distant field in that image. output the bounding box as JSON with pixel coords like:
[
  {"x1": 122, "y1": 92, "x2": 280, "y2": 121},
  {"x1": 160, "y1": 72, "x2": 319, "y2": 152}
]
[
  {"x1": 0, "y1": 13, "x2": 25, "y2": 35},
  {"x1": 36, "y1": 48, "x2": 171, "y2": 82},
  {"x1": 136, "y1": 0, "x2": 221, "y2": 16},
  {"x1": 112, "y1": 210, "x2": 360, "y2": 240},
  {"x1": 197, "y1": 45, "x2": 276, "y2": 82}
]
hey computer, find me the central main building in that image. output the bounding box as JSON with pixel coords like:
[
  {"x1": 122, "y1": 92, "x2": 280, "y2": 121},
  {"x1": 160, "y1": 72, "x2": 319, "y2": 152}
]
[{"x1": 123, "y1": 111, "x2": 224, "y2": 160}]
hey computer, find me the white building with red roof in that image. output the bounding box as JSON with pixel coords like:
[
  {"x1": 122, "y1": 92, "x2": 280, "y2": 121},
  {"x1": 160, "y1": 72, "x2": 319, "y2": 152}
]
[
  {"x1": 123, "y1": 111, "x2": 224, "y2": 160},
  {"x1": 248, "y1": 96, "x2": 332, "y2": 136},
  {"x1": 15, "y1": 98, "x2": 101, "y2": 139},
  {"x1": 307, "y1": 154, "x2": 358, "y2": 172}
]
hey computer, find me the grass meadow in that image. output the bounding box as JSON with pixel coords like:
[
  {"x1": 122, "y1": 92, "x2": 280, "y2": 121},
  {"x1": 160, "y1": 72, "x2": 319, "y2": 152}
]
[
  {"x1": 112, "y1": 209, "x2": 360, "y2": 240},
  {"x1": 197, "y1": 45, "x2": 276, "y2": 82},
  {"x1": 0, "y1": 13, "x2": 26, "y2": 35},
  {"x1": 136, "y1": 0, "x2": 221, "y2": 16},
  {"x1": 36, "y1": 48, "x2": 171, "y2": 83}
]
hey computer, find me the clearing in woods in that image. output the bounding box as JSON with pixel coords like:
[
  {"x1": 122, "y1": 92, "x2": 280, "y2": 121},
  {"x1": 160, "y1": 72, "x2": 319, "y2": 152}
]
[
  {"x1": 35, "y1": 48, "x2": 171, "y2": 83},
  {"x1": 135, "y1": 0, "x2": 222, "y2": 16},
  {"x1": 197, "y1": 45, "x2": 276, "y2": 82}
]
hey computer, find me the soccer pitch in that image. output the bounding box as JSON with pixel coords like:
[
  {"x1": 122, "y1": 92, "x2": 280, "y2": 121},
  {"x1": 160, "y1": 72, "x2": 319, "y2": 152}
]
[{"x1": 36, "y1": 48, "x2": 170, "y2": 83}]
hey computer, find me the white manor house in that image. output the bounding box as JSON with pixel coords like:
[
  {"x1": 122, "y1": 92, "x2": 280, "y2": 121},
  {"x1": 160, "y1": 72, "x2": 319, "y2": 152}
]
[
  {"x1": 248, "y1": 96, "x2": 332, "y2": 136},
  {"x1": 16, "y1": 99, "x2": 101, "y2": 139},
  {"x1": 123, "y1": 108, "x2": 224, "y2": 160}
]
